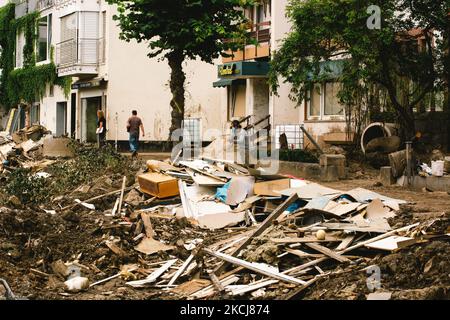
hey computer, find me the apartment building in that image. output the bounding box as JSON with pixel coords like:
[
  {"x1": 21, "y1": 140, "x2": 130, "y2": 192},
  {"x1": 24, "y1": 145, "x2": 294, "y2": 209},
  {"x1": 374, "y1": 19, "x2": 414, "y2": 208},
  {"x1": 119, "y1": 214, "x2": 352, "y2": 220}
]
[
  {"x1": 6, "y1": 0, "x2": 223, "y2": 146},
  {"x1": 213, "y1": 0, "x2": 351, "y2": 149}
]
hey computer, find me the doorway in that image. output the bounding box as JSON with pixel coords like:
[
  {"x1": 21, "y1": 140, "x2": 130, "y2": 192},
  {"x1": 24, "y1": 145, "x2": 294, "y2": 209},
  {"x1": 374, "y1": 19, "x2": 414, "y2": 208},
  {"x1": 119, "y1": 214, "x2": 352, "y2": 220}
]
[
  {"x1": 70, "y1": 93, "x2": 76, "y2": 138},
  {"x1": 81, "y1": 96, "x2": 102, "y2": 142},
  {"x1": 56, "y1": 102, "x2": 67, "y2": 137}
]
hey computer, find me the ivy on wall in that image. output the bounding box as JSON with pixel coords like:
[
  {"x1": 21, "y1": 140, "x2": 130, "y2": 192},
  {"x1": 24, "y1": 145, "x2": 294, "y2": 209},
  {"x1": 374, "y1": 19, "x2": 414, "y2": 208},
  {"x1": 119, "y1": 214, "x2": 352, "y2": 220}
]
[
  {"x1": 0, "y1": 4, "x2": 72, "y2": 110},
  {"x1": 0, "y1": 3, "x2": 16, "y2": 109}
]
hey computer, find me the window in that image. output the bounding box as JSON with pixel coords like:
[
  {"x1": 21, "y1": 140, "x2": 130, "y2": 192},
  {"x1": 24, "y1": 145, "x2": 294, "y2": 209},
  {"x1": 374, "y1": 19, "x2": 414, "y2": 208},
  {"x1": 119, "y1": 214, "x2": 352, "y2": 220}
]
[
  {"x1": 275, "y1": 125, "x2": 303, "y2": 149},
  {"x1": 15, "y1": 31, "x2": 25, "y2": 68},
  {"x1": 182, "y1": 118, "x2": 201, "y2": 143},
  {"x1": 307, "y1": 82, "x2": 345, "y2": 120},
  {"x1": 37, "y1": 14, "x2": 52, "y2": 62},
  {"x1": 310, "y1": 84, "x2": 321, "y2": 117},
  {"x1": 324, "y1": 82, "x2": 344, "y2": 116},
  {"x1": 30, "y1": 104, "x2": 40, "y2": 125}
]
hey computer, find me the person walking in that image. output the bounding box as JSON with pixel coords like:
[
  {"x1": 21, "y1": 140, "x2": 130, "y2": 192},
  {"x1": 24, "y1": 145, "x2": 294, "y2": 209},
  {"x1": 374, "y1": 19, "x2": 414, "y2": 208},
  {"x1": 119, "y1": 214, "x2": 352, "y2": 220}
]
[
  {"x1": 127, "y1": 110, "x2": 145, "y2": 157},
  {"x1": 96, "y1": 110, "x2": 106, "y2": 148}
]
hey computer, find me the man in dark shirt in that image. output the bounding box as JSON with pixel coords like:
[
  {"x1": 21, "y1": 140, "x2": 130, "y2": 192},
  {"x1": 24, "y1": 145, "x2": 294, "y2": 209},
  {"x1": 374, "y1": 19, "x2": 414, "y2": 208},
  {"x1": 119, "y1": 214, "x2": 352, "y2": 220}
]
[{"x1": 127, "y1": 110, "x2": 145, "y2": 157}]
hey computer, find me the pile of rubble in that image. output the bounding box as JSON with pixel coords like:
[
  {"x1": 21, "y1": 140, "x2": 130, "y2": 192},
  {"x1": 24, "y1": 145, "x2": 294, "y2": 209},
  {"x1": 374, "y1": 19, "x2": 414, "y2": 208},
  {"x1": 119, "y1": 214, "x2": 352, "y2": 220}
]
[{"x1": 0, "y1": 138, "x2": 449, "y2": 300}]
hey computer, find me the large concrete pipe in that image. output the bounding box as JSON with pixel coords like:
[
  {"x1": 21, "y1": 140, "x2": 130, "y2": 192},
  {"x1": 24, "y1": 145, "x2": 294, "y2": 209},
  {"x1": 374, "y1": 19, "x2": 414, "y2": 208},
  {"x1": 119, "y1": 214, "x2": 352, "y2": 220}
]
[{"x1": 361, "y1": 122, "x2": 399, "y2": 154}]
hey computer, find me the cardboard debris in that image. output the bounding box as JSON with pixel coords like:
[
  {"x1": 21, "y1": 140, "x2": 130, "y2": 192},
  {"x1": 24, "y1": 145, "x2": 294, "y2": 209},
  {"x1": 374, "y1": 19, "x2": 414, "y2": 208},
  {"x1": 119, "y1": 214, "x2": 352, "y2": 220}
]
[
  {"x1": 254, "y1": 178, "x2": 291, "y2": 196},
  {"x1": 365, "y1": 236, "x2": 416, "y2": 252},
  {"x1": 134, "y1": 237, "x2": 175, "y2": 255},
  {"x1": 138, "y1": 172, "x2": 179, "y2": 198},
  {"x1": 280, "y1": 182, "x2": 341, "y2": 199},
  {"x1": 4, "y1": 130, "x2": 448, "y2": 301}
]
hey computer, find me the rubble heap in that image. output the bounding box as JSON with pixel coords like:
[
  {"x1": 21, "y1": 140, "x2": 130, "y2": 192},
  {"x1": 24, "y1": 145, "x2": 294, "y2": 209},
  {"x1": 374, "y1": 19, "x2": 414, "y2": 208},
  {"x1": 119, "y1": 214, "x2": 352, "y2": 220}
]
[{"x1": 0, "y1": 135, "x2": 449, "y2": 300}]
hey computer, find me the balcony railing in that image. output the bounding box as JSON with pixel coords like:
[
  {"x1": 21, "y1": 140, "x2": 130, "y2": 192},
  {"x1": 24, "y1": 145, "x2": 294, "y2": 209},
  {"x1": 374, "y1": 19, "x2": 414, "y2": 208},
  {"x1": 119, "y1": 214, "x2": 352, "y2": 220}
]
[
  {"x1": 222, "y1": 21, "x2": 271, "y2": 63},
  {"x1": 248, "y1": 21, "x2": 271, "y2": 43},
  {"x1": 56, "y1": 38, "x2": 105, "y2": 71},
  {"x1": 55, "y1": 0, "x2": 76, "y2": 7},
  {"x1": 37, "y1": 0, "x2": 55, "y2": 10}
]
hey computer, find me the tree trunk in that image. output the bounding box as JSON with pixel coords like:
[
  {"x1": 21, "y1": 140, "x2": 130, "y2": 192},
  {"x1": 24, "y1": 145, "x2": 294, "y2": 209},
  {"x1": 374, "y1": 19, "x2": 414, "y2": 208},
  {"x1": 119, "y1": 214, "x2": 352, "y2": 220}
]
[
  {"x1": 383, "y1": 79, "x2": 416, "y2": 139},
  {"x1": 167, "y1": 50, "x2": 186, "y2": 141}
]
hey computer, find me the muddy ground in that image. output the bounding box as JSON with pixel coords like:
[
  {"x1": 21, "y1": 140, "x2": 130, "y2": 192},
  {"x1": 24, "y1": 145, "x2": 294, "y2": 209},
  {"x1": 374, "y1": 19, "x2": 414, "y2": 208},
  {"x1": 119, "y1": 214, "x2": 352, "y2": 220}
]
[{"x1": 1, "y1": 159, "x2": 449, "y2": 300}]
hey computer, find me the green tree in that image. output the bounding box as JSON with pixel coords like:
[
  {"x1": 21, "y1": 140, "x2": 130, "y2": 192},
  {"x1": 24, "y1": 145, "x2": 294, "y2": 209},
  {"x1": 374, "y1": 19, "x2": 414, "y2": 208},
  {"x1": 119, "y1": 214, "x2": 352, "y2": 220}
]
[
  {"x1": 269, "y1": 0, "x2": 449, "y2": 139},
  {"x1": 107, "y1": 0, "x2": 252, "y2": 139}
]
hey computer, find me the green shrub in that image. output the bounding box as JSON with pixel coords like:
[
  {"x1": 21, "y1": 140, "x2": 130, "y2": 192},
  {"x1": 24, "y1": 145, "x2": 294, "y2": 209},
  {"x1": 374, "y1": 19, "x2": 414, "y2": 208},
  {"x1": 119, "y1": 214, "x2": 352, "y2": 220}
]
[{"x1": 278, "y1": 149, "x2": 318, "y2": 163}]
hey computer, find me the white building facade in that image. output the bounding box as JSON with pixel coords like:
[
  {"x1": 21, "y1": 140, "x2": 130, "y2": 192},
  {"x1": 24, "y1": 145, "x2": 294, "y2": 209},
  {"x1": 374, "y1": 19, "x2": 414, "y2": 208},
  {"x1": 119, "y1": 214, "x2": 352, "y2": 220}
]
[
  {"x1": 213, "y1": 0, "x2": 351, "y2": 150},
  {"x1": 8, "y1": 0, "x2": 223, "y2": 147}
]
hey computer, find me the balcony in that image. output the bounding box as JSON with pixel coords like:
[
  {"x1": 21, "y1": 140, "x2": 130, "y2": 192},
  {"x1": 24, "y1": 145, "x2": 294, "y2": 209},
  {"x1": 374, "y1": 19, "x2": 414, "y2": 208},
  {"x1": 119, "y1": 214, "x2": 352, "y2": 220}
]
[
  {"x1": 222, "y1": 21, "x2": 271, "y2": 63},
  {"x1": 55, "y1": 0, "x2": 100, "y2": 14},
  {"x1": 37, "y1": 0, "x2": 55, "y2": 11},
  {"x1": 55, "y1": 38, "x2": 105, "y2": 77}
]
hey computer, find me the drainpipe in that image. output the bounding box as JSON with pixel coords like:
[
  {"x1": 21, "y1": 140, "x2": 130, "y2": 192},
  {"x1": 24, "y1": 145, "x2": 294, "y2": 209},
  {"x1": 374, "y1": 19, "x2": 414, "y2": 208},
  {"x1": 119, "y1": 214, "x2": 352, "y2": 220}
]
[{"x1": 115, "y1": 112, "x2": 118, "y2": 152}]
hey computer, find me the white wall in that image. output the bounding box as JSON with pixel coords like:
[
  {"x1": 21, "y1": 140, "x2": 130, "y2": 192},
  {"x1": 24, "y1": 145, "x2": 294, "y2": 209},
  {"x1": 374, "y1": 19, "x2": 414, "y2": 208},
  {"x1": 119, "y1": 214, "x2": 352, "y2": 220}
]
[
  {"x1": 103, "y1": 5, "x2": 223, "y2": 142},
  {"x1": 270, "y1": 0, "x2": 302, "y2": 128}
]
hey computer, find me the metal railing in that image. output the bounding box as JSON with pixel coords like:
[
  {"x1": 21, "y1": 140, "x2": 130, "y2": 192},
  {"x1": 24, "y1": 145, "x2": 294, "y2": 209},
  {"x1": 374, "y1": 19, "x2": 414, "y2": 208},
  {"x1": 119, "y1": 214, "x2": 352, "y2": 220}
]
[
  {"x1": 56, "y1": 38, "x2": 105, "y2": 69},
  {"x1": 37, "y1": 0, "x2": 55, "y2": 10},
  {"x1": 55, "y1": 0, "x2": 76, "y2": 7}
]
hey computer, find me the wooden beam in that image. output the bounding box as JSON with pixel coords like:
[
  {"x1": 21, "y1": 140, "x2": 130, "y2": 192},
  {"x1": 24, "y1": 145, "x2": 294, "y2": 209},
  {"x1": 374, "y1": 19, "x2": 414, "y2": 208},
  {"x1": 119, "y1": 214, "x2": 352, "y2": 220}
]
[
  {"x1": 215, "y1": 193, "x2": 299, "y2": 274},
  {"x1": 204, "y1": 248, "x2": 306, "y2": 285},
  {"x1": 168, "y1": 254, "x2": 195, "y2": 286},
  {"x1": 126, "y1": 259, "x2": 177, "y2": 287},
  {"x1": 284, "y1": 223, "x2": 420, "y2": 275},
  {"x1": 335, "y1": 235, "x2": 356, "y2": 251},
  {"x1": 60, "y1": 186, "x2": 134, "y2": 211},
  {"x1": 207, "y1": 270, "x2": 226, "y2": 294},
  {"x1": 141, "y1": 212, "x2": 155, "y2": 238},
  {"x1": 117, "y1": 176, "x2": 127, "y2": 215},
  {"x1": 304, "y1": 243, "x2": 351, "y2": 263}
]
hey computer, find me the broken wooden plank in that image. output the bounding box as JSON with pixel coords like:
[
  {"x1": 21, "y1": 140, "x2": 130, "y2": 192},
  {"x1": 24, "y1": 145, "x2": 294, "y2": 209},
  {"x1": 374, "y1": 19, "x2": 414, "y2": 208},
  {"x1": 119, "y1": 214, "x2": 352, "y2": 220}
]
[
  {"x1": 364, "y1": 236, "x2": 416, "y2": 252},
  {"x1": 229, "y1": 279, "x2": 278, "y2": 296},
  {"x1": 335, "y1": 235, "x2": 356, "y2": 251},
  {"x1": 105, "y1": 241, "x2": 127, "y2": 257},
  {"x1": 271, "y1": 237, "x2": 341, "y2": 244},
  {"x1": 285, "y1": 248, "x2": 325, "y2": 259},
  {"x1": 61, "y1": 186, "x2": 134, "y2": 211},
  {"x1": 168, "y1": 254, "x2": 195, "y2": 286},
  {"x1": 191, "y1": 275, "x2": 240, "y2": 299},
  {"x1": 30, "y1": 268, "x2": 50, "y2": 278},
  {"x1": 207, "y1": 270, "x2": 226, "y2": 294},
  {"x1": 117, "y1": 176, "x2": 127, "y2": 215},
  {"x1": 140, "y1": 212, "x2": 155, "y2": 238},
  {"x1": 304, "y1": 242, "x2": 351, "y2": 263},
  {"x1": 215, "y1": 193, "x2": 299, "y2": 274},
  {"x1": 126, "y1": 259, "x2": 177, "y2": 287},
  {"x1": 285, "y1": 223, "x2": 420, "y2": 275},
  {"x1": 204, "y1": 247, "x2": 306, "y2": 285}
]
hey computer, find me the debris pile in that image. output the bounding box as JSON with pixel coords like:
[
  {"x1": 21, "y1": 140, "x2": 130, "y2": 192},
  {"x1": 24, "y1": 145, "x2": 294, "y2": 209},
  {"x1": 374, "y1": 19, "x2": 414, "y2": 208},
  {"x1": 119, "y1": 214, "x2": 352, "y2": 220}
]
[{"x1": 0, "y1": 137, "x2": 449, "y2": 300}]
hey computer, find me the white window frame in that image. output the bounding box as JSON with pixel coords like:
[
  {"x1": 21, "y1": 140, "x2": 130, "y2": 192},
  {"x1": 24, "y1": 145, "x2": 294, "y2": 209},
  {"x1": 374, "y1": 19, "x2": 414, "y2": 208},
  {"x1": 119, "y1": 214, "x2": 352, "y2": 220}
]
[
  {"x1": 307, "y1": 82, "x2": 346, "y2": 121},
  {"x1": 36, "y1": 14, "x2": 52, "y2": 65},
  {"x1": 182, "y1": 118, "x2": 202, "y2": 144},
  {"x1": 15, "y1": 31, "x2": 25, "y2": 69}
]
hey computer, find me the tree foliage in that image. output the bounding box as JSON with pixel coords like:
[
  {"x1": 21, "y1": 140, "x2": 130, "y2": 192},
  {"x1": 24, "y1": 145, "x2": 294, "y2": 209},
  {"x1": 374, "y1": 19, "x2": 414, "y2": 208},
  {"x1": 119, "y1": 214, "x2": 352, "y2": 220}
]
[
  {"x1": 269, "y1": 0, "x2": 449, "y2": 138},
  {"x1": 107, "y1": 0, "x2": 253, "y2": 137}
]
